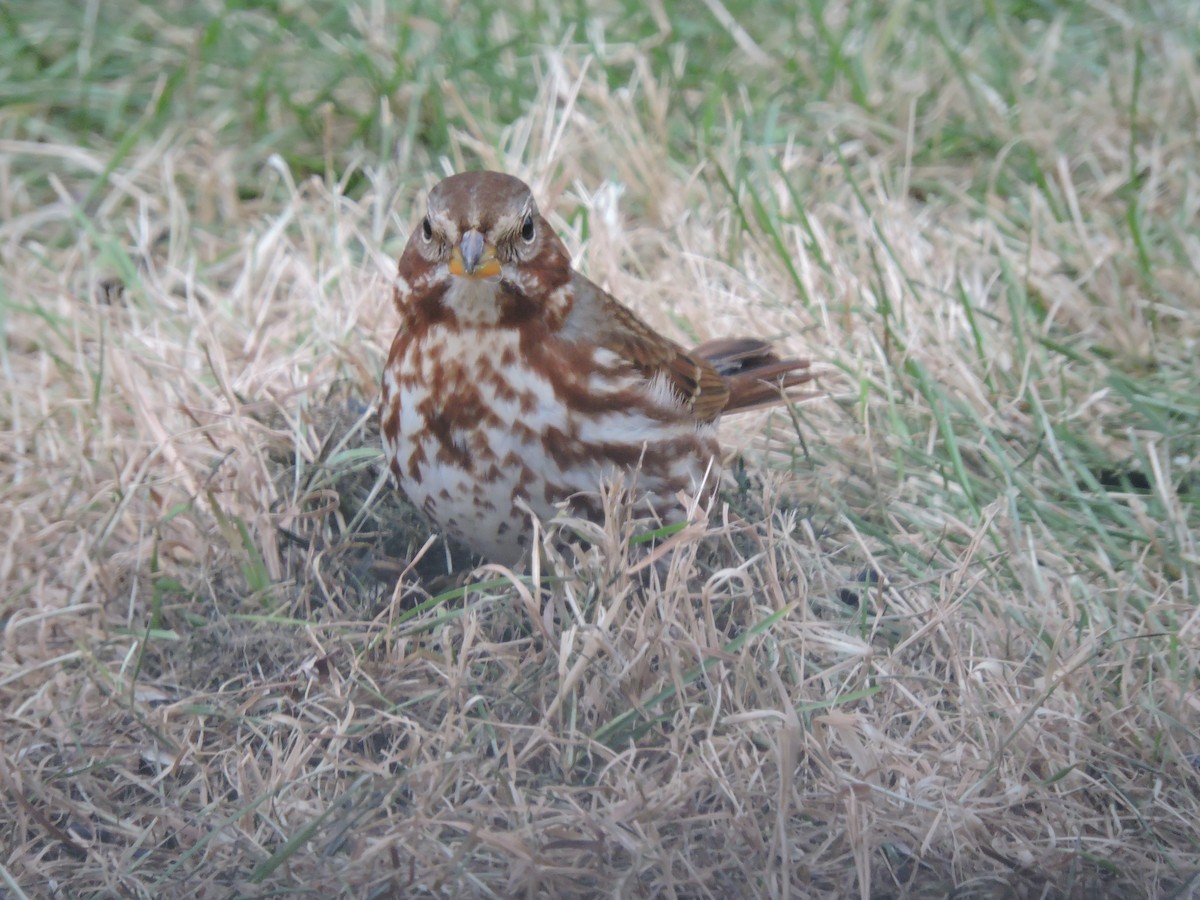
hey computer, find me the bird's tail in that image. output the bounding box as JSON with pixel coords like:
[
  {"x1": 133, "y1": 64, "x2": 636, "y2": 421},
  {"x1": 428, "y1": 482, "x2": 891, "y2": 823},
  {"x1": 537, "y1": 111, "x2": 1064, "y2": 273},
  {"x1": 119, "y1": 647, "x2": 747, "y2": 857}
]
[{"x1": 692, "y1": 337, "x2": 816, "y2": 414}]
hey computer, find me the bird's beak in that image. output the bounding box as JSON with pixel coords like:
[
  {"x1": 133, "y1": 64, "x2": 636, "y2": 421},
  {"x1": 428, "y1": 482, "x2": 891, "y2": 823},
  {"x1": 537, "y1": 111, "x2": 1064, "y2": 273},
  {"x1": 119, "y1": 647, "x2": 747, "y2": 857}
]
[{"x1": 449, "y1": 229, "x2": 502, "y2": 280}]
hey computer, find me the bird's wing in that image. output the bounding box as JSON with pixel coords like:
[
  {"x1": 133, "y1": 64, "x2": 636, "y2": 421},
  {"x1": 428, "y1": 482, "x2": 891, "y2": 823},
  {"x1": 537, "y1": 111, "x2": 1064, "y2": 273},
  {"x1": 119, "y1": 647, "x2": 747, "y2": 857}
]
[{"x1": 560, "y1": 272, "x2": 730, "y2": 422}]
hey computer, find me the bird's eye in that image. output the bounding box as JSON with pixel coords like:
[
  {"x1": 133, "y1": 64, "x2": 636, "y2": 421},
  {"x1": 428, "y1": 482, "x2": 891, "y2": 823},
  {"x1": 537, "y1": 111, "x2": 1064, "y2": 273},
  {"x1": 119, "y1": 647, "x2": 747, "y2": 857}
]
[
  {"x1": 421, "y1": 216, "x2": 433, "y2": 242},
  {"x1": 520, "y1": 214, "x2": 535, "y2": 243}
]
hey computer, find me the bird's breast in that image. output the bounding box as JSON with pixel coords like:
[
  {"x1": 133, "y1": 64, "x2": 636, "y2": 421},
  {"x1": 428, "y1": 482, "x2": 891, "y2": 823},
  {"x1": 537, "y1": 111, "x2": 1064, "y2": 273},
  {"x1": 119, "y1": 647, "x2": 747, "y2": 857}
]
[{"x1": 380, "y1": 324, "x2": 721, "y2": 560}]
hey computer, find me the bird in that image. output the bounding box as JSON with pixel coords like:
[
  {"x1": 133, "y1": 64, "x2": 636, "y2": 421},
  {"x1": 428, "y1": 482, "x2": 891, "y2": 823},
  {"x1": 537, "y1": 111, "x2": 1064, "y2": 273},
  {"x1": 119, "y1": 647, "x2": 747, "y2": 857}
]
[{"x1": 380, "y1": 171, "x2": 813, "y2": 564}]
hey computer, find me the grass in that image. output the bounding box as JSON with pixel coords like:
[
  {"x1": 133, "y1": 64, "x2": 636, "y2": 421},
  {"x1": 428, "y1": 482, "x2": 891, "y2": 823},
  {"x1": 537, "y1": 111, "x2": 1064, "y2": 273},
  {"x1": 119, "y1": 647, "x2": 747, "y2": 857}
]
[{"x1": 3, "y1": 0, "x2": 1199, "y2": 896}]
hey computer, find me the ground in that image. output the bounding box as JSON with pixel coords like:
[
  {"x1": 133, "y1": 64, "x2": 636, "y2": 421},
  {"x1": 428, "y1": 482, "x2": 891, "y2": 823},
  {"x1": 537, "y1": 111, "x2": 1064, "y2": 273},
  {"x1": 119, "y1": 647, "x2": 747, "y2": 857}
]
[{"x1": 2, "y1": 1, "x2": 1198, "y2": 897}]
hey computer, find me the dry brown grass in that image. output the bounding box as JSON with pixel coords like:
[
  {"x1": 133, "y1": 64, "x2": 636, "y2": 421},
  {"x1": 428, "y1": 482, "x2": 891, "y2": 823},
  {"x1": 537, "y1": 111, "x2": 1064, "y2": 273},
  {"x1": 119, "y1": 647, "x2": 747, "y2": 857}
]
[{"x1": 3, "y1": 7, "x2": 1200, "y2": 898}]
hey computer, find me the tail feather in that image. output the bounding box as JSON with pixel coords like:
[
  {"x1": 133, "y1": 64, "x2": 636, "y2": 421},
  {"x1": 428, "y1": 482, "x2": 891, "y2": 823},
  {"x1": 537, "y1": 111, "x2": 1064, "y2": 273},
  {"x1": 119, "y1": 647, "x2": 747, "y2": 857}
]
[{"x1": 692, "y1": 337, "x2": 815, "y2": 414}]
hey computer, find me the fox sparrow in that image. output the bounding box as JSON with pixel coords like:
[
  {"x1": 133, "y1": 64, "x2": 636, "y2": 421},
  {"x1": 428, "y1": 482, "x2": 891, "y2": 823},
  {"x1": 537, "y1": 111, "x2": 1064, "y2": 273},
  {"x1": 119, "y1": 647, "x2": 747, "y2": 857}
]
[{"x1": 381, "y1": 171, "x2": 813, "y2": 564}]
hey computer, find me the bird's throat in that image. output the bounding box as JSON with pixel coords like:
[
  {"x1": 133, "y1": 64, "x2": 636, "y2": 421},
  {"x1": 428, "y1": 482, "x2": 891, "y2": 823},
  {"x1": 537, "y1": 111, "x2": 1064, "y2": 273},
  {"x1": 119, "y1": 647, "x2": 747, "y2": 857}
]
[{"x1": 442, "y1": 276, "x2": 507, "y2": 326}]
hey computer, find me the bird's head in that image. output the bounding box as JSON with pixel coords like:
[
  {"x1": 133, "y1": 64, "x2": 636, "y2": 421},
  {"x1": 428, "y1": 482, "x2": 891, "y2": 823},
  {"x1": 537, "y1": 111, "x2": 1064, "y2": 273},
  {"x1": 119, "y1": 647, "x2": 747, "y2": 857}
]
[{"x1": 396, "y1": 171, "x2": 573, "y2": 327}]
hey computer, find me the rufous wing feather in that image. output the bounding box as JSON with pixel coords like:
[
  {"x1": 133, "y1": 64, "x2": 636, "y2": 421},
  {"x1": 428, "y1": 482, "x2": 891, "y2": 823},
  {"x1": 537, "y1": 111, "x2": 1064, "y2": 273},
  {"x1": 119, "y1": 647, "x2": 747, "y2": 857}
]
[
  {"x1": 563, "y1": 274, "x2": 810, "y2": 421},
  {"x1": 566, "y1": 275, "x2": 732, "y2": 420}
]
